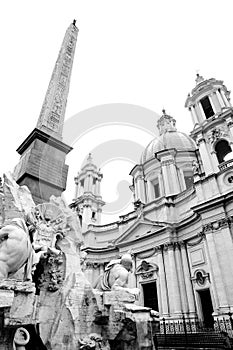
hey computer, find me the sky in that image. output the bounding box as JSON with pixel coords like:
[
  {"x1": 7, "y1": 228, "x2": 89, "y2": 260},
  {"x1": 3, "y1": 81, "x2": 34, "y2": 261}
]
[{"x1": 1, "y1": 1, "x2": 233, "y2": 223}]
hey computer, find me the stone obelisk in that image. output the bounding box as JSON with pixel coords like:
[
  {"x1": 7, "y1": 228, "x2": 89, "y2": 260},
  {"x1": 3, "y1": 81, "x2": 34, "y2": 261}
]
[{"x1": 14, "y1": 21, "x2": 78, "y2": 204}]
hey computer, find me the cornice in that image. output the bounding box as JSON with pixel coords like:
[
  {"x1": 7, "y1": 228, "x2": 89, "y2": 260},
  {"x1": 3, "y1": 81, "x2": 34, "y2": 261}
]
[{"x1": 16, "y1": 128, "x2": 73, "y2": 155}]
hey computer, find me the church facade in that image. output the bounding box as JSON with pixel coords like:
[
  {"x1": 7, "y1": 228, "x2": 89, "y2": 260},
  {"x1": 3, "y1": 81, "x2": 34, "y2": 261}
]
[
  {"x1": 8, "y1": 20, "x2": 233, "y2": 328},
  {"x1": 72, "y1": 74, "x2": 233, "y2": 327}
]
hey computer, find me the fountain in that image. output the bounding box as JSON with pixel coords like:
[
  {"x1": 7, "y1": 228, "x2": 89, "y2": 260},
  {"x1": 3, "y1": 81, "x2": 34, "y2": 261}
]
[{"x1": 0, "y1": 173, "x2": 155, "y2": 349}]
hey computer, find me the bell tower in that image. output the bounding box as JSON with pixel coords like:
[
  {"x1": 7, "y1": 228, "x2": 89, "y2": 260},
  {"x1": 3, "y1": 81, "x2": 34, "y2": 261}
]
[
  {"x1": 71, "y1": 153, "x2": 105, "y2": 232},
  {"x1": 185, "y1": 74, "x2": 233, "y2": 176}
]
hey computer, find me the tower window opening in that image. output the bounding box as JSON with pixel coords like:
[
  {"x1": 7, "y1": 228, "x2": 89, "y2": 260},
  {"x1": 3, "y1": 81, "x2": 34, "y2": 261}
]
[
  {"x1": 152, "y1": 179, "x2": 160, "y2": 199},
  {"x1": 92, "y1": 211, "x2": 96, "y2": 220},
  {"x1": 80, "y1": 179, "x2": 84, "y2": 187},
  {"x1": 79, "y1": 215, "x2": 82, "y2": 227},
  {"x1": 184, "y1": 171, "x2": 194, "y2": 189},
  {"x1": 200, "y1": 96, "x2": 214, "y2": 119},
  {"x1": 215, "y1": 139, "x2": 232, "y2": 163}
]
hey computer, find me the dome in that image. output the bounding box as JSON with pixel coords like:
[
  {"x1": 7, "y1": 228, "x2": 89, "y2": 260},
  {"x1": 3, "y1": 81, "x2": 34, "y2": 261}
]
[{"x1": 141, "y1": 130, "x2": 196, "y2": 164}]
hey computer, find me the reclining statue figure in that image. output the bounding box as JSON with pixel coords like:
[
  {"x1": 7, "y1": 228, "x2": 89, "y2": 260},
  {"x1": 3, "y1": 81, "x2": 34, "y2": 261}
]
[
  {"x1": 94, "y1": 253, "x2": 139, "y2": 297},
  {"x1": 0, "y1": 218, "x2": 34, "y2": 280}
]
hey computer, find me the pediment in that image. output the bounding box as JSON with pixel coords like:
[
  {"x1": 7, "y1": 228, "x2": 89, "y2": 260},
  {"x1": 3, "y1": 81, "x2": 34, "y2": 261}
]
[{"x1": 115, "y1": 219, "x2": 165, "y2": 245}]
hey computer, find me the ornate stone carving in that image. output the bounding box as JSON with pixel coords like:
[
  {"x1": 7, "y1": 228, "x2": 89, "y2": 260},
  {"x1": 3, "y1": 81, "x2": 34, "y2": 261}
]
[
  {"x1": 13, "y1": 327, "x2": 30, "y2": 350},
  {"x1": 206, "y1": 126, "x2": 228, "y2": 144},
  {"x1": 29, "y1": 203, "x2": 67, "y2": 257},
  {"x1": 187, "y1": 234, "x2": 205, "y2": 247},
  {"x1": 202, "y1": 217, "x2": 230, "y2": 233},
  {"x1": 192, "y1": 269, "x2": 210, "y2": 286},
  {"x1": 78, "y1": 333, "x2": 110, "y2": 350},
  {"x1": 133, "y1": 199, "x2": 144, "y2": 218},
  {"x1": 136, "y1": 260, "x2": 158, "y2": 280},
  {"x1": 37, "y1": 251, "x2": 64, "y2": 292},
  {"x1": 86, "y1": 261, "x2": 100, "y2": 269},
  {"x1": 192, "y1": 160, "x2": 201, "y2": 175}
]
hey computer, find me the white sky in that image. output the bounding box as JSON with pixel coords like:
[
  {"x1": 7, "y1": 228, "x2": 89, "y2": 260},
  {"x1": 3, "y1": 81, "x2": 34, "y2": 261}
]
[{"x1": 1, "y1": 1, "x2": 233, "y2": 223}]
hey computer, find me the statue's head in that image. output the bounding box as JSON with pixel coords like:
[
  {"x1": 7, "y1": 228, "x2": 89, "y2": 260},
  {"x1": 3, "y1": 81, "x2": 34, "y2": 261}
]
[{"x1": 120, "y1": 253, "x2": 133, "y2": 271}]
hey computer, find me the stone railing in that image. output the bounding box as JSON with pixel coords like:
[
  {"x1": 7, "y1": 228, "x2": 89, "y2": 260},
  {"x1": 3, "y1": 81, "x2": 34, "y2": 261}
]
[{"x1": 219, "y1": 158, "x2": 233, "y2": 171}]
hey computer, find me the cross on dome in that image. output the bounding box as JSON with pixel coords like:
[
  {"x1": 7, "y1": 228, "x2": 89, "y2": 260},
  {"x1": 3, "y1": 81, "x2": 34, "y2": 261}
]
[{"x1": 195, "y1": 73, "x2": 204, "y2": 85}]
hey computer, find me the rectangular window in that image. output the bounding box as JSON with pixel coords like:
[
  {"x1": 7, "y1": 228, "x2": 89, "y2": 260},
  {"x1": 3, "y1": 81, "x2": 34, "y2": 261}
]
[
  {"x1": 200, "y1": 96, "x2": 214, "y2": 119},
  {"x1": 154, "y1": 183, "x2": 160, "y2": 198},
  {"x1": 184, "y1": 172, "x2": 193, "y2": 189}
]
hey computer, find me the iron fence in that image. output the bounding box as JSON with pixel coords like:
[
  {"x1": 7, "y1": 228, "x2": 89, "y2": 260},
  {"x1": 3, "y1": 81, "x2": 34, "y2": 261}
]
[{"x1": 154, "y1": 313, "x2": 233, "y2": 349}]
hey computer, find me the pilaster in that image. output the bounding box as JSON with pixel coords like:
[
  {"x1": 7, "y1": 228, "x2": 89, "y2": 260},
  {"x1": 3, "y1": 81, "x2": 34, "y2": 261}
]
[
  {"x1": 157, "y1": 246, "x2": 169, "y2": 317},
  {"x1": 180, "y1": 242, "x2": 196, "y2": 316}
]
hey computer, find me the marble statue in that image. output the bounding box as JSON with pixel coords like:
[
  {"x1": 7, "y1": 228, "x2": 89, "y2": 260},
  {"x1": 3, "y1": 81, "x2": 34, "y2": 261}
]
[
  {"x1": 13, "y1": 327, "x2": 30, "y2": 350},
  {"x1": 94, "y1": 253, "x2": 139, "y2": 296},
  {"x1": 0, "y1": 218, "x2": 34, "y2": 280}
]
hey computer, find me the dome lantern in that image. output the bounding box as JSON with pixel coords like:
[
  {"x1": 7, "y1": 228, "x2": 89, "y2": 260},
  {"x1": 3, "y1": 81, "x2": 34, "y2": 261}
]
[{"x1": 157, "y1": 109, "x2": 177, "y2": 135}]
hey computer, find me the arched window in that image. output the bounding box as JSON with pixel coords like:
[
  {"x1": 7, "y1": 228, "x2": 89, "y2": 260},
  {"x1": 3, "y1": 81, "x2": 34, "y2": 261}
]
[{"x1": 215, "y1": 139, "x2": 232, "y2": 163}]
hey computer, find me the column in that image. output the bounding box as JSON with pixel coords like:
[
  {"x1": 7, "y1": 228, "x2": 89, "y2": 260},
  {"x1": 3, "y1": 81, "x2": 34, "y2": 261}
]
[
  {"x1": 216, "y1": 89, "x2": 225, "y2": 108},
  {"x1": 92, "y1": 178, "x2": 96, "y2": 194},
  {"x1": 163, "y1": 245, "x2": 172, "y2": 315},
  {"x1": 205, "y1": 232, "x2": 228, "y2": 310},
  {"x1": 167, "y1": 243, "x2": 182, "y2": 317},
  {"x1": 99, "y1": 263, "x2": 104, "y2": 275},
  {"x1": 174, "y1": 244, "x2": 188, "y2": 314},
  {"x1": 157, "y1": 247, "x2": 169, "y2": 316},
  {"x1": 210, "y1": 150, "x2": 220, "y2": 173},
  {"x1": 168, "y1": 162, "x2": 180, "y2": 194},
  {"x1": 87, "y1": 174, "x2": 92, "y2": 192},
  {"x1": 220, "y1": 89, "x2": 231, "y2": 107},
  {"x1": 96, "y1": 209, "x2": 101, "y2": 224},
  {"x1": 180, "y1": 242, "x2": 196, "y2": 316},
  {"x1": 147, "y1": 180, "x2": 154, "y2": 202},
  {"x1": 74, "y1": 182, "x2": 79, "y2": 199},
  {"x1": 211, "y1": 91, "x2": 222, "y2": 112},
  {"x1": 197, "y1": 102, "x2": 206, "y2": 121},
  {"x1": 137, "y1": 176, "x2": 146, "y2": 202},
  {"x1": 96, "y1": 180, "x2": 101, "y2": 196},
  {"x1": 161, "y1": 164, "x2": 170, "y2": 196},
  {"x1": 77, "y1": 182, "x2": 82, "y2": 197},
  {"x1": 209, "y1": 94, "x2": 217, "y2": 114},
  {"x1": 190, "y1": 106, "x2": 199, "y2": 125},
  {"x1": 84, "y1": 176, "x2": 89, "y2": 192},
  {"x1": 197, "y1": 138, "x2": 214, "y2": 175},
  {"x1": 158, "y1": 173, "x2": 164, "y2": 196},
  {"x1": 202, "y1": 235, "x2": 219, "y2": 312},
  {"x1": 135, "y1": 178, "x2": 140, "y2": 200}
]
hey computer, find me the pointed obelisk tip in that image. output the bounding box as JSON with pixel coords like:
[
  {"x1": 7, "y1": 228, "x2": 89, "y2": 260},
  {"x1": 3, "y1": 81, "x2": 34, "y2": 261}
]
[{"x1": 73, "y1": 19, "x2": 77, "y2": 27}]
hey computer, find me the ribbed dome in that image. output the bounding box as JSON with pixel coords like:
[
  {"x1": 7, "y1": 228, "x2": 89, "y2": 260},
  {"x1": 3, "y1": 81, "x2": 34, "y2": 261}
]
[{"x1": 141, "y1": 130, "x2": 196, "y2": 164}]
